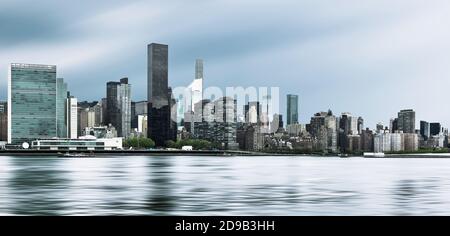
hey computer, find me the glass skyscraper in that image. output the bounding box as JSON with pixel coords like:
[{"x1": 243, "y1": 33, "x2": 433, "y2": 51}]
[
  {"x1": 8, "y1": 63, "x2": 57, "y2": 144},
  {"x1": 397, "y1": 109, "x2": 415, "y2": 134},
  {"x1": 147, "y1": 43, "x2": 176, "y2": 146},
  {"x1": 56, "y1": 78, "x2": 68, "y2": 138},
  {"x1": 286, "y1": 94, "x2": 299, "y2": 125}
]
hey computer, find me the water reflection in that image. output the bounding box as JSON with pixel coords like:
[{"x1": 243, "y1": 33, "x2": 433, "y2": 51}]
[
  {"x1": 1, "y1": 156, "x2": 450, "y2": 215},
  {"x1": 8, "y1": 158, "x2": 68, "y2": 215},
  {"x1": 391, "y1": 178, "x2": 442, "y2": 215},
  {"x1": 146, "y1": 157, "x2": 176, "y2": 215}
]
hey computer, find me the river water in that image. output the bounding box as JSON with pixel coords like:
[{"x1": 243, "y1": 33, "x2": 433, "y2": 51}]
[{"x1": 1, "y1": 155, "x2": 450, "y2": 215}]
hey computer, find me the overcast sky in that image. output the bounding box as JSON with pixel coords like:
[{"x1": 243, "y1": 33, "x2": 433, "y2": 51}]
[{"x1": 1, "y1": 0, "x2": 450, "y2": 128}]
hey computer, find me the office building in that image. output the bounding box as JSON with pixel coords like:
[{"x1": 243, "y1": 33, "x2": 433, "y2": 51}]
[
  {"x1": 147, "y1": 43, "x2": 177, "y2": 146},
  {"x1": 237, "y1": 124, "x2": 264, "y2": 151},
  {"x1": 340, "y1": 112, "x2": 358, "y2": 135},
  {"x1": 374, "y1": 131, "x2": 392, "y2": 153},
  {"x1": 106, "y1": 78, "x2": 131, "y2": 138},
  {"x1": 8, "y1": 63, "x2": 57, "y2": 144},
  {"x1": 308, "y1": 110, "x2": 338, "y2": 152},
  {"x1": 270, "y1": 114, "x2": 284, "y2": 133},
  {"x1": 101, "y1": 98, "x2": 107, "y2": 125},
  {"x1": 420, "y1": 121, "x2": 430, "y2": 140},
  {"x1": 357, "y1": 117, "x2": 364, "y2": 134},
  {"x1": 67, "y1": 97, "x2": 78, "y2": 139},
  {"x1": 193, "y1": 97, "x2": 238, "y2": 149},
  {"x1": 0, "y1": 101, "x2": 7, "y2": 141},
  {"x1": 361, "y1": 128, "x2": 374, "y2": 152},
  {"x1": 390, "y1": 132, "x2": 403, "y2": 152},
  {"x1": 137, "y1": 115, "x2": 148, "y2": 136},
  {"x1": 403, "y1": 133, "x2": 419, "y2": 151},
  {"x1": 347, "y1": 134, "x2": 361, "y2": 153},
  {"x1": 244, "y1": 101, "x2": 262, "y2": 124},
  {"x1": 92, "y1": 102, "x2": 103, "y2": 127},
  {"x1": 390, "y1": 118, "x2": 398, "y2": 133},
  {"x1": 78, "y1": 107, "x2": 96, "y2": 136},
  {"x1": 56, "y1": 78, "x2": 68, "y2": 138},
  {"x1": 131, "y1": 100, "x2": 147, "y2": 129},
  {"x1": 430, "y1": 122, "x2": 442, "y2": 136},
  {"x1": 376, "y1": 123, "x2": 384, "y2": 133},
  {"x1": 397, "y1": 109, "x2": 415, "y2": 133},
  {"x1": 286, "y1": 94, "x2": 298, "y2": 125}
]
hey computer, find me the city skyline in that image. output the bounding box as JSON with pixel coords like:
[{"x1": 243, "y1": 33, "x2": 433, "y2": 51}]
[
  {"x1": 0, "y1": 60, "x2": 444, "y2": 131},
  {"x1": 2, "y1": 1, "x2": 450, "y2": 129}
]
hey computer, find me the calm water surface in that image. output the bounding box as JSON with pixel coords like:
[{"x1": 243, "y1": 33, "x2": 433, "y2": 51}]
[{"x1": 1, "y1": 155, "x2": 450, "y2": 215}]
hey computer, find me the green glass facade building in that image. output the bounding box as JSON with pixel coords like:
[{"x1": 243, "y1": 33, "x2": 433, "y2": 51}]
[
  {"x1": 286, "y1": 94, "x2": 299, "y2": 125},
  {"x1": 8, "y1": 63, "x2": 57, "y2": 144}
]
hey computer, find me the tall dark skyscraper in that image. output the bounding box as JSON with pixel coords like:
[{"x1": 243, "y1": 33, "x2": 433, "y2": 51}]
[
  {"x1": 397, "y1": 109, "x2": 415, "y2": 133},
  {"x1": 147, "y1": 43, "x2": 176, "y2": 146},
  {"x1": 286, "y1": 94, "x2": 298, "y2": 125}
]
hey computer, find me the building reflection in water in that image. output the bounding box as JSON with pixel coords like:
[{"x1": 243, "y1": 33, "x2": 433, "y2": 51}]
[
  {"x1": 391, "y1": 178, "x2": 441, "y2": 215},
  {"x1": 145, "y1": 157, "x2": 176, "y2": 215},
  {"x1": 8, "y1": 157, "x2": 68, "y2": 215},
  {"x1": 1, "y1": 156, "x2": 450, "y2": 215}
]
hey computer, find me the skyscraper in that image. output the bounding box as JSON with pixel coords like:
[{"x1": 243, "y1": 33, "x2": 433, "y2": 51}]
[
  {"x1": 270, "y1": 114, "x2": 283, "y2": 133},
  {"x1": 56, "y1": 78, "x2": 68, "y2": 138},
  {"x1": 357, "y1": 117, "x2": 364, "y2": 135},
  {"x1": 420, "y1": 120, "x2": 430, "y2": 140},
  {"x1": 148, "y1": 43, "x2": 176, "y2": 146},
  {"x1": 397, "y1": 109, "x2": 415, "y2": 133},
  {"x1": 131, "y1": 100, "x2": 148, "y2": 129},
  {"x1": 389, "y1": 118, "x2": 398, "y2": 133},
  {"x1": 340, "y1": 112, "x2": 358, "y2": 135},
  {"x1": 105, "y1": 78, "x2": 131, "y2": 138},
  {"x1": 195, "y1": 59, "x2": 203, "y2": 80},
  {"x1": 286, "y1": 94, "x2": 298, "y2": 125},
  {"x1": 244, "y1": 101, "x2": 262, "y2": 124},
  {"x1": 8, "y1": 63, "x2": 57, "y2": 144},
  {"x1": 67, "y1": 96, "x2": 78, "y2": 139},
  {"x1": 430, "y1": 122, "x2": 442, "y2": 136},
  {"x1": 101, "y1": 97, "x2": 107, "y2": 125},
  {"x1": 190, "y1": 59, "x2": 203, "y2": 110},
  {"x1": 183, "y1": 59, "x2": 204, "y2": 132},
  {"x1": 0, "y1": 101, "x2": 7, "y2": 141}
]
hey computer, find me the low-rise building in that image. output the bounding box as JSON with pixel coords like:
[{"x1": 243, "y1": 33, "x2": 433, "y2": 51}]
[{"x1": 31, "y1": 137, "x2": 123, "y2": 150}]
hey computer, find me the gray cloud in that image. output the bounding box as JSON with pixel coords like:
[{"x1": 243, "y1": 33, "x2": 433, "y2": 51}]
[{"x1": 1, "y1": 0, "x2": 450, "y2": 128}]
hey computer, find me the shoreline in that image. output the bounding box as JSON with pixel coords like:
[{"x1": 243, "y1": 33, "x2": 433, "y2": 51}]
[
  {"x1": 0, "y1": 149, "x2": 290, "y2": 157},
  {"x1": 0, "y1": 150, "x2": 450, "y2": 158}
]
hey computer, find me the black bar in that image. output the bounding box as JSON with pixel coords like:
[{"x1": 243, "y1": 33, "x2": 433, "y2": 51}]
[{"x1": 0, "y1": 216, "x2": 447, "y2": 235}]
